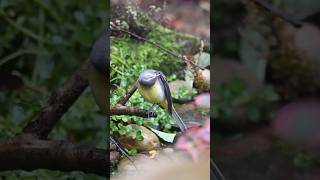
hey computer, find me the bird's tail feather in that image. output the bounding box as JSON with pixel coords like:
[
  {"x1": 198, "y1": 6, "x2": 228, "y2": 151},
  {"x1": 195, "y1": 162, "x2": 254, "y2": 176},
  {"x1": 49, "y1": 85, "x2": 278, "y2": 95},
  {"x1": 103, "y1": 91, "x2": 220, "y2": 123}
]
[
  {"x1": 172, "y1": 108, "x2": 188, "y2": 132},
  {"x1": 211, "y1": 159, "x2": 226, "y2": 180}
]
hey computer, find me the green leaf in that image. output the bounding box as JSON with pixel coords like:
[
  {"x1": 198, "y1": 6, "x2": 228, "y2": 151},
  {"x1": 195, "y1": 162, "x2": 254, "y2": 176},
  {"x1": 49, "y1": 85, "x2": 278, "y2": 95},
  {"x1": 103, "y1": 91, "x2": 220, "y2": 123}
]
[
  {"x1": 133, "y1": 129, "x2": 144, "y2": 141},
  {"x1": 118, "y1": 124, "x2": 127, "y2": 135},
  {"x1": 125, "y1": 124, "x2": 132, "y2": 133},
  {"x1": 184, "y1": 68, "x2": 194, "y2": 88},
  {"x1": 195, "y1": 52, "x2": 210, "y2": 68},
  {"x1": 149, "y1": 127, "x2": 176, "y2": 143},
  {"x1": 127, "y1": 148, "x2": 138, "y2": 156}
]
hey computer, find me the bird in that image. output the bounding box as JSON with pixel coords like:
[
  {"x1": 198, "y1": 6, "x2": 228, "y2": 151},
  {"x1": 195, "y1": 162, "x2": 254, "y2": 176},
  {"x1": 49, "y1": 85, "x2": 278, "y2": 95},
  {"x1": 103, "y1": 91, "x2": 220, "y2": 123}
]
[
  {"x1": 88, "y1": 30, "x2": 134, "y2": 163},
  {"x1": 137, "y1": 69, "x2": 188, "y2": 132},
  {"x1": 88, "y1": 31, "x2": 109, "y2": 115}
]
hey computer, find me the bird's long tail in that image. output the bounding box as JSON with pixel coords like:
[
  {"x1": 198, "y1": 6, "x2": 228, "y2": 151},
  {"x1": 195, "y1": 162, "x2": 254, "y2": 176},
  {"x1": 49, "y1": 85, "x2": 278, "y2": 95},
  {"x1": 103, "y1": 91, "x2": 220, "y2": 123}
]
[
  {"x1": 211, "y1": 159, "x2": 226, "y2": 180},
  {"x1": 172, "y1": 107, "x2": 188, "y2": 132}
]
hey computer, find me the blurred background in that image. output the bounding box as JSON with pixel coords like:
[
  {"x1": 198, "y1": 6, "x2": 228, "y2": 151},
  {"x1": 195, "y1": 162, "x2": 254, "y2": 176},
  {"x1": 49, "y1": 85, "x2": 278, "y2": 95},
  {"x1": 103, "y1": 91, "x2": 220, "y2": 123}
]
[
  {"x1": 213, "y1": 0, "x2": 320, "y2": 179},
  {"x1": 0, "y1": 0, "x2": 106, "y2": 179}
]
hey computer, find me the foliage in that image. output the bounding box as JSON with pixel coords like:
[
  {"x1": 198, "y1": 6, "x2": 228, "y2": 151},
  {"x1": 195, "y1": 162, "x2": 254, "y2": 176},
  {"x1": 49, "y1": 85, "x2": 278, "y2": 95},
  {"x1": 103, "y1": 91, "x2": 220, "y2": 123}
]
[
  {"x1": 278, "y1": 143, "x2": 320, "y2": 169},
  {"x1": 0, "y1": 0, "x2": 106, "y2": 178},
  {"x1": 110, "y1": 24, "x2": 182, "y2": 87},
  {"x1": 172, "y1": 86, "x2": 197, "y2": 100},
  {"x1": 212, "y1": 79, "x2": 279, "y2": 123}
]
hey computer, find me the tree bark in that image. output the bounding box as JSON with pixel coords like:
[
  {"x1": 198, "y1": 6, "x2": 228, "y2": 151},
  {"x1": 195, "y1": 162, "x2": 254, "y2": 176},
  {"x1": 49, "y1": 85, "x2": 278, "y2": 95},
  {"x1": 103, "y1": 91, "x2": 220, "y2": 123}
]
[
  {"x1": 23, "y1": 61, "x2": 89, "y2": 139},
  {"x1": 111, "y1": 105, "x2": 156, "y2": 117},
  {"x1": 0, "y1": 135, "x2": 109, "y2": 176}
]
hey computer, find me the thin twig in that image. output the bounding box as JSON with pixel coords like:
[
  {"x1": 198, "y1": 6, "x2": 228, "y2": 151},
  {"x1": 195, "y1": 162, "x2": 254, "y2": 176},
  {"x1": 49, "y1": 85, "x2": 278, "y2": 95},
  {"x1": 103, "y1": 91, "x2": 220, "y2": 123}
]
[
  {"x1": 182, "y1": 55, "x2": 205, "y2": 70},
  {"x1": 110, "y1": 24, "x2": 205, "y2": 70},
  {"x1": 117, "y1": 81, "x2": 138, "y2": 105},
  {"x1": 0, "y1": 10, "x2": 47, "y2": 43},
  {"x1": 111, "y1": 24, "x2": 179, "y2": 57},
  {"x1": 0, "y1": 49, "x2": 39, "y2": 66}
]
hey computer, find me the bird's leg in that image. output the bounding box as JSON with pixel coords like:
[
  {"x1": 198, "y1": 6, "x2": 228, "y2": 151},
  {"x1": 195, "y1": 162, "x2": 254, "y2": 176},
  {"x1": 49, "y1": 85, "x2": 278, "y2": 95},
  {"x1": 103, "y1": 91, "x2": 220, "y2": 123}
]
[{"x1": 147, "y1": 104, "x2": 157, "y2": 120}]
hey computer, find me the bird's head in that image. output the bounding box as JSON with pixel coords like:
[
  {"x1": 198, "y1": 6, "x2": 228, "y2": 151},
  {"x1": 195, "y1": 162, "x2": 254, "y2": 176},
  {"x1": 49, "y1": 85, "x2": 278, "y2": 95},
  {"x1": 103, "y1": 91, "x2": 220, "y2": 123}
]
[{"x1": 138, "y1": 69, "x2": 162, "y2": 86}]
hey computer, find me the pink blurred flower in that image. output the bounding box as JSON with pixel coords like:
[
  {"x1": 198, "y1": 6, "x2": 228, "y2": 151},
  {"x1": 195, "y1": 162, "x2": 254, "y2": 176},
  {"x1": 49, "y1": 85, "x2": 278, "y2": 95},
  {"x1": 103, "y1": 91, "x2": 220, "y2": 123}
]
[{"x1": 175, "y1": 119, "x2": 210, "y2": 161}]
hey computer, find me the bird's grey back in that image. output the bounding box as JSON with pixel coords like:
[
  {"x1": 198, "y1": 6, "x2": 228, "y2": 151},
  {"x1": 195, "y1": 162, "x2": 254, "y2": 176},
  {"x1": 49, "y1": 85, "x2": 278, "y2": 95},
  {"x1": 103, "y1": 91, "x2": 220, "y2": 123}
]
[{"x1": 89, "y1": 31, "x2": 109, "y2": 75}]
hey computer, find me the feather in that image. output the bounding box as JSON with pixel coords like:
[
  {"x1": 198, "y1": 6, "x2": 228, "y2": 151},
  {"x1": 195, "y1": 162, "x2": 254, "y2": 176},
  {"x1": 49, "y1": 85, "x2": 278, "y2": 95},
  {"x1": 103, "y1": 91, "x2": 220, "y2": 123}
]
[
  {"x1": 158, "y1": 71, "x2": 172, "y2": 115},
  {"x1": 172, "y1": 107, "x2": 188, "y2": 132},
  {"x1": 211, "y1": 159, "x2": 226, "y2": 180}
]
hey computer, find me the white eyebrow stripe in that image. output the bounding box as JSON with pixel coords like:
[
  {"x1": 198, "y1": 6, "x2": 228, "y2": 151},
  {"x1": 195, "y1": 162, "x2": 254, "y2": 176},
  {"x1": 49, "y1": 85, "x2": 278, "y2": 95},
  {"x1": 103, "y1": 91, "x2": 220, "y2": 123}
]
[{"x1": 143, "y1": 73, "x2": 158, "y2": 79}]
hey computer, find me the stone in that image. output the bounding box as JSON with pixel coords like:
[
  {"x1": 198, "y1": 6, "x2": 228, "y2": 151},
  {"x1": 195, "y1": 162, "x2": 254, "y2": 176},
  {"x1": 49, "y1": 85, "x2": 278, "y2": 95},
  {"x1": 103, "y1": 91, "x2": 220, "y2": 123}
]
[{"x1": 119, "y1": 125, "x2": 160, "y2": 152}]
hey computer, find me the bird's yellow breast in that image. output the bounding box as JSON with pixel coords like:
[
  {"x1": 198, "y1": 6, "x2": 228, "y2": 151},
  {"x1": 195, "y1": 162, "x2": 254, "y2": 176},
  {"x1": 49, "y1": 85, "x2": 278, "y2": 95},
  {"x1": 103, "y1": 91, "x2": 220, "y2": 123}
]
[{"x1": 137, "y1": 79, "x2": 167, "y2": 108}]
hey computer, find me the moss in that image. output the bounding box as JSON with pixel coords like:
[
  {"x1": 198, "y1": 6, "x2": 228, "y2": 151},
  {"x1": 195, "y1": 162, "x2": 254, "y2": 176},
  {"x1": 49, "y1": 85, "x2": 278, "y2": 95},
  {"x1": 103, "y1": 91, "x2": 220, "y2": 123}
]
[{"x1": 110, "y1": 23, "x2": 186, "y2": 88}]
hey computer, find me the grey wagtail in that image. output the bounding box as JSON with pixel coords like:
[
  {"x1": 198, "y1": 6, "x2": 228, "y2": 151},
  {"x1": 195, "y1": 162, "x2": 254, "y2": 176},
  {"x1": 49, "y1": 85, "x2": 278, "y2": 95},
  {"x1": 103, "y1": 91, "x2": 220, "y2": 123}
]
[{"x1": 137, "y1": 69, "x2": 188, "y2": 132}]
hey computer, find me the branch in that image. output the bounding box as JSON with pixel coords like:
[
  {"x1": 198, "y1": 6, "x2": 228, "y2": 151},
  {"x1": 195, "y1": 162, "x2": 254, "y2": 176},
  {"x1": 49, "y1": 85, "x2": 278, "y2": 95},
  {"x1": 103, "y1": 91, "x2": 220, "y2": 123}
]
[
  {"x1": 23, "y1": 61, "x2": 89, "y2": 139},
  {"x1": 251, "y1": 0, "x2": 303, "y2": 28},
  {"x1": 0, "y1": 135, "x2": 107, "y2": 176},
  {"x1": 111, "y1": 105, "x2": 157, "y2": 118},
  {"x1": 113, "y1": 81, "x2": 157, "y2": 118},
  {"x1": 117, "y1": 81, "x2": 138, "y2": 105}
]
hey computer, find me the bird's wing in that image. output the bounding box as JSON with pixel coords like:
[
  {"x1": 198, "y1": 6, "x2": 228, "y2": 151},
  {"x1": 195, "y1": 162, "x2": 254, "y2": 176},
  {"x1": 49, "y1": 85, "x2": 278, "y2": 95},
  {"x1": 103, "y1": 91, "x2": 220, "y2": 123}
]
[
  {"x1": 158, "y1": 72, "x2": 172, "y2": 115},
  {"x1": 172, "y1": 107, "x2": 188, "y2": 132}
]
